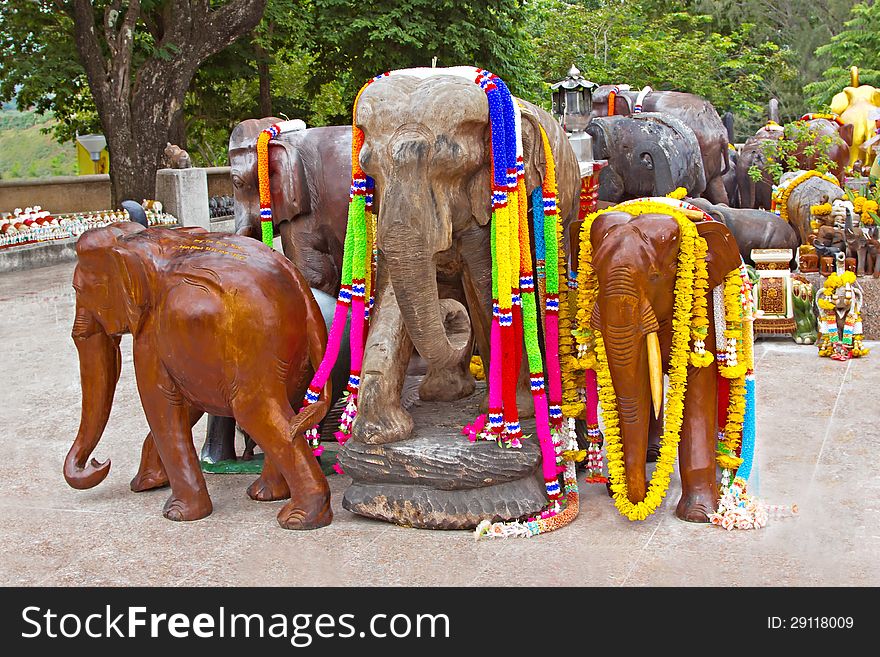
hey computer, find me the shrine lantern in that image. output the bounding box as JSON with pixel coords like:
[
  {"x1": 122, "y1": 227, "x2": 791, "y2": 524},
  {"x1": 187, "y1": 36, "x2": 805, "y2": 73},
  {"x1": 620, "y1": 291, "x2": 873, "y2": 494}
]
[{"x1": 550, "y1": 65, "x2": 597, "y2": 134}]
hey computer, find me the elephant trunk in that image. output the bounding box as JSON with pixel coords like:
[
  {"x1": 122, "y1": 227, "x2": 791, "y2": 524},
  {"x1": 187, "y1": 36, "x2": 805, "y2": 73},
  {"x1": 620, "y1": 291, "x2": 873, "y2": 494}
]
[
  {"x1": 384, "y1": 219, "x2": 471, "y2": 370},
  {"x1": 64, "y1": 306, "x2": 121, "y2": 489},
  {"x1": 379, "y1": 134, "x2": 471, "y2": 370},
  {"x1": 597, "y1": 268, "x2": 660, "y2": 504}
]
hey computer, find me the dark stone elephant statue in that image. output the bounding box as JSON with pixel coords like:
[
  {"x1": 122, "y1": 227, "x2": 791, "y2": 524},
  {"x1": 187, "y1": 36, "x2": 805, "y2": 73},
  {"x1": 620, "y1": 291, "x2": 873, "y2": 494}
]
[
  {"x1": 586, "y1": 113, "x2": 706, "y2": 202},
  {"x1": 591, "y1": 86, "x2": 731, "y2": 204},
  {"x1": 687, "y1": 197, "x2": 800, "y2": 265},
  {"x1": 228, "y1": 119, "x2": 351, "y2": 296},
  {"x1": 67, "y1": 224, "x2": 333, "y2": 529}
]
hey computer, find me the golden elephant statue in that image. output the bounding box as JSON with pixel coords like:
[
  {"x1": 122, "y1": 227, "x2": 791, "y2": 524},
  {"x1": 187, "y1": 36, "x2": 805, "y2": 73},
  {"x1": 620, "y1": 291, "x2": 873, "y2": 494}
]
[{"x1": 830, "y1": 67, "x2": 880, "y2": 169}]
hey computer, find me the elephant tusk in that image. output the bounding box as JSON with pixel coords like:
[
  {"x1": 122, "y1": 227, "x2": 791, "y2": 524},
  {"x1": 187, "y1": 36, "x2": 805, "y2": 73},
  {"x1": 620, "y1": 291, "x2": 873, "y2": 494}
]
[{"x1": 646, "y1": 331, "x2": 663, "y2": 419}]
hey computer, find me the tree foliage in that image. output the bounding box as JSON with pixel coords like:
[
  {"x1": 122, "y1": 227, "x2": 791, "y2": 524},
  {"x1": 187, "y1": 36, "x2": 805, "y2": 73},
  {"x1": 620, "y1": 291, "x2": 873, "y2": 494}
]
[
  {"x1": 805, "y1": 2, "x2": 880, "y2": 107},
  {"x1": 529, "y1": 0, "x2": 793, "y2": 139}
]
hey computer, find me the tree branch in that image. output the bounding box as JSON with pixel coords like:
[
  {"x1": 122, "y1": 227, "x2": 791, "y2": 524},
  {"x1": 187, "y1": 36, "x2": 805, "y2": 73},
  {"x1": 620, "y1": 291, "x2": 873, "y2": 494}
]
[{"x1": 70, "y1": 0, "x2": 110, "y2": 106}]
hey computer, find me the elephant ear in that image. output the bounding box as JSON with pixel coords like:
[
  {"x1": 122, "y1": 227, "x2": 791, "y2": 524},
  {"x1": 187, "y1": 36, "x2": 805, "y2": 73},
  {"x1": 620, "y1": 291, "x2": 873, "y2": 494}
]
[
  {"x1": 697, "y1": 221, "x2": 742, "y2": 289},
  {"x1": 269, "y1": 138, "x2": 311, "y2": 222},
  {"x1": 110, "y1": 239, "x2": 153, "y2": 333}
]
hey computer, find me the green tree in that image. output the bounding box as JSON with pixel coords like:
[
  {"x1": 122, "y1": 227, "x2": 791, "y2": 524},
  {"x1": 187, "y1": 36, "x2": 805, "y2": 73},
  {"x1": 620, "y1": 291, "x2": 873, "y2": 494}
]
[
  {"x1": 306, "y1": 0, "x2": 543, "y2": 124},
  {"x1": 805, "y1": 2, "x2": 880, "y2": 106},
  {"x1": 530, "y1": 0, "x2": 792, "y2": 138},
  {"x1": 1, "y1": 1, "x2": 268, "y2": 205}
]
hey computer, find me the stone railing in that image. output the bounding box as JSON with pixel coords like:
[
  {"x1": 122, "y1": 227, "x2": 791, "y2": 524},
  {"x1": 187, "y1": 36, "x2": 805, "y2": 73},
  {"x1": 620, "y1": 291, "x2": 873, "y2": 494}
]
[{"x1": 0, "y1": 167, "x2": 232, "y2": 215}]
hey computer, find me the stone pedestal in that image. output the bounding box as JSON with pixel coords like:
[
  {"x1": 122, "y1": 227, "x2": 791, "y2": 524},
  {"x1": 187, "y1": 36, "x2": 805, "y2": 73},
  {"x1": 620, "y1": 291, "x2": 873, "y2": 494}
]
[
  {"x1": 339, "y1": 382, "x2": 548, "y2": 529},
  {"x1": 155, "y1": 168, "x2": 210, "y2": 230}
]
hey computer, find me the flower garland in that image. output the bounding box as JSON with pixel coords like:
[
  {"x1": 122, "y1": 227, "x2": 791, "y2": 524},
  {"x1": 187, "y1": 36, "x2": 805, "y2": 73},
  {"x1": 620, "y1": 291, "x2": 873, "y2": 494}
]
[
  {"x1": 578, "y1": 199, "x2": 700, "y2": 520},
  {"x1": 770, "y1": 170, "x2": 841, "y2": 224},
  {"x1": 299, "y1": 73, "x2": 388, "y2": 461},
  {"x1": 715, "y1": 266, "x2": 752, "y2": 470},
  {"x1": 850, "y1": 195, "x2": 879, "y2": 226},
  {"x1": 800, "y1": 113, "x2": 844, "y2": 126},
  {"x1": 255, "y1": 119, "x2": 307, "y2": 247}
]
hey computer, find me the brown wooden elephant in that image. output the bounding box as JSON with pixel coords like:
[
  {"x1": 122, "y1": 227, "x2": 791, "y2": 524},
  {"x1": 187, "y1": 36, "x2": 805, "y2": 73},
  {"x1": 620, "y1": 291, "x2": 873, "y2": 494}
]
[
  {"x1": 589, "y1": 211, "x2": 741, "y2": 522},
  {"x1": 66, "y1": 223, "x2": 332, "y2": 529}
]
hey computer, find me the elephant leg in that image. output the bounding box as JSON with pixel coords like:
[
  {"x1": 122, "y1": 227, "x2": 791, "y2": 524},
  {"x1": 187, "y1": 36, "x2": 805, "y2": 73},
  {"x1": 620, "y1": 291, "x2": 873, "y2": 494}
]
[
  {"x1": 351, "y1": 268, "x2": 415, "y2": 444},
  {"x1": 199, "y1": 415, "x2": 237, "y2": 465},
  {"x1": 131, "y1": 406, "x2": 204, "y2": 492},
  {"x1": 646, "y1": 398, "x2": 664, "y2": 462},
  {"x1": 459, "y1": 225, "x2": 494, "y2": 413},
  {"x1": 134, "y1": 343, "x2": 212, "y2": 521},
  {"x1": 675, "y1": 360, "x2": 718, "y2": 523},
  {"x1": 247, "y1": 453, "x2": 291, "y2": 502},
  {"x1": 237, "y1": 398, "x2": 331, "y2": 530},
  {"x1": 703, "y1": 176, "x2": 730, "y2": 206}
]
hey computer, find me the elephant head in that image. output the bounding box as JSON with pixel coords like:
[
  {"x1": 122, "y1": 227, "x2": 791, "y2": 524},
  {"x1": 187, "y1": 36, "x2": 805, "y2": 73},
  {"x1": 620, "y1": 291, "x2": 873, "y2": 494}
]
[
  {"x1": 590, "y1": 85, "x2": 633, "y2": 118},
  {"x1": 66, "y1": 223, "x2": 158, "y2": 489},
  {"x1": 589, "y1": 212, "x2": 740, "y2": 505},
  {"x1": 355, "y1": 72, "x2": 575, "y2": 371}
]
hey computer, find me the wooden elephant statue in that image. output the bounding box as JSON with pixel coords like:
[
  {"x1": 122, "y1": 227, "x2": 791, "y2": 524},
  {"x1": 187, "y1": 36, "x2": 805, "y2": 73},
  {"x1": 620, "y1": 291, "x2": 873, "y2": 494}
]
[
  {"x1": 66, "y1": 223, "x2": 333, "y2": 529},
  {"x1": 349, "y1": 68, "x2": 580, "y2": 444},
  {"x1": 228, "y1": 119, "x2": 350, "y2": 296},
  {"x1": 587, "y1": 209, "x2": 742, "y2": 522},
  {"x1": 586, "y1": 113, "x2": 706, "y2": 202}
]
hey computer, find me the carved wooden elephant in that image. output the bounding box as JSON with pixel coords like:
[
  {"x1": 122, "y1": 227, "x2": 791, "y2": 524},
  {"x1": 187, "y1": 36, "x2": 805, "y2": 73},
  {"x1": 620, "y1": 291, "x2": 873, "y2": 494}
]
[
  {"x1": 350, "y1": 70, "x2": 580, "y2": 444},
  {"x1": 589, "y1": 211, "x2": 741, "y2": 521},
  {"x1": 67, "y1": 224, "x2": 332, "y2": 529},
  {"x1": 228, "y1": 119, "x2": 351, "y2": 296},
  {"x1": 586, "y1": 113, "x2": 706, "y2": 202}
]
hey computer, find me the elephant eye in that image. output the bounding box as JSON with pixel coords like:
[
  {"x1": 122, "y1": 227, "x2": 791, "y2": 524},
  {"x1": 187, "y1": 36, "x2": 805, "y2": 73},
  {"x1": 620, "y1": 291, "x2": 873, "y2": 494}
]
[{"x1": 232, "y1": 174, "x2": 247, "y2": 189}]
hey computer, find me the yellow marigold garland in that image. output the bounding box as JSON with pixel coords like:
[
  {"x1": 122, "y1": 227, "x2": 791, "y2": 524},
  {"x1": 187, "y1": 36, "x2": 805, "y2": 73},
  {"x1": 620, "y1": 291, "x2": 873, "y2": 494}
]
[
  {"x1": 690, "y1": 235, "x2": 713, "y2": 368},
  {"x1": 583, "y1": 200, "x2": 699, "y2": 520}
]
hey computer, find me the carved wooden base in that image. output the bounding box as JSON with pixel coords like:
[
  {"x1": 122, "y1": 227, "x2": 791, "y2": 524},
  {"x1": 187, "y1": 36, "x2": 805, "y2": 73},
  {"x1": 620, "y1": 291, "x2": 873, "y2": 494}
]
[{"x1": 339, "y1": 380, "x2": 548, "y2": 529}]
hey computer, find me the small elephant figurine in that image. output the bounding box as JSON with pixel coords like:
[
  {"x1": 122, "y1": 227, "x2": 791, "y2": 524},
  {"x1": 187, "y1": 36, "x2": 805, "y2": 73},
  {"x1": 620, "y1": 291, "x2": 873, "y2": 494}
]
[
  {"x1": 163, "y1": 142, "x2": 192, "y2": 169},
  {"x1": 791, "y1": 276, "x2": 818, "y2": 344},
  {"x1": 66, "y1": 223, "x2": 333, "y2": 529}
]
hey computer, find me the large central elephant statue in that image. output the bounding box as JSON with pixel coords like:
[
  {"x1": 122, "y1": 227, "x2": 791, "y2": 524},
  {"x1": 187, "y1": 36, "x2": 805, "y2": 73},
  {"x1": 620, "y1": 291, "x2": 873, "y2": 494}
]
[
  {"x1": 589, "y1": 210, "x2": 742, "y2": 521},
  {"x1": 586, "y1": 113, "x2": 706, "y2": 202},
  {"x1": 350, "y1": 70, "x2": 579, "y2": 444},
  {"x1": 591, "y1": 86, "x2": 730, "y2": 204},
  {"x1": 67, "y1": 224, "x2": 332, "y2": 529}
]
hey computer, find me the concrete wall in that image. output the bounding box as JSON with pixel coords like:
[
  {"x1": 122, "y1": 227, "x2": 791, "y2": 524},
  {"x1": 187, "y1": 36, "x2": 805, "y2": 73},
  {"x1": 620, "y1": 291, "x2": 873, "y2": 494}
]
[
  {"x1": 0, "y1": 175, "x2": 111, "y2": 214},
  {"x1": 0, "y1": 167, "x2": 232, "y2": 215}
]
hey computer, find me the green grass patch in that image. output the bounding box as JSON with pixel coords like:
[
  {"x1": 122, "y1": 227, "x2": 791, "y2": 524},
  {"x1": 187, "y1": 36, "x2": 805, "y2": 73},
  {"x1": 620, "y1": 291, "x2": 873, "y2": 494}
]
[{"x1": 0, "y1": 110, "x2": 78, "y2": 180}]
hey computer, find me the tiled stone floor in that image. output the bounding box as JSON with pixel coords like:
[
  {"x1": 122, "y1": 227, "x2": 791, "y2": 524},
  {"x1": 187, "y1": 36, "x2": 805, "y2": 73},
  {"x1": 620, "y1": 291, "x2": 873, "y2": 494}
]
[{"x1": 1, "y1": 261, "x2": 877, "y2": 586}]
